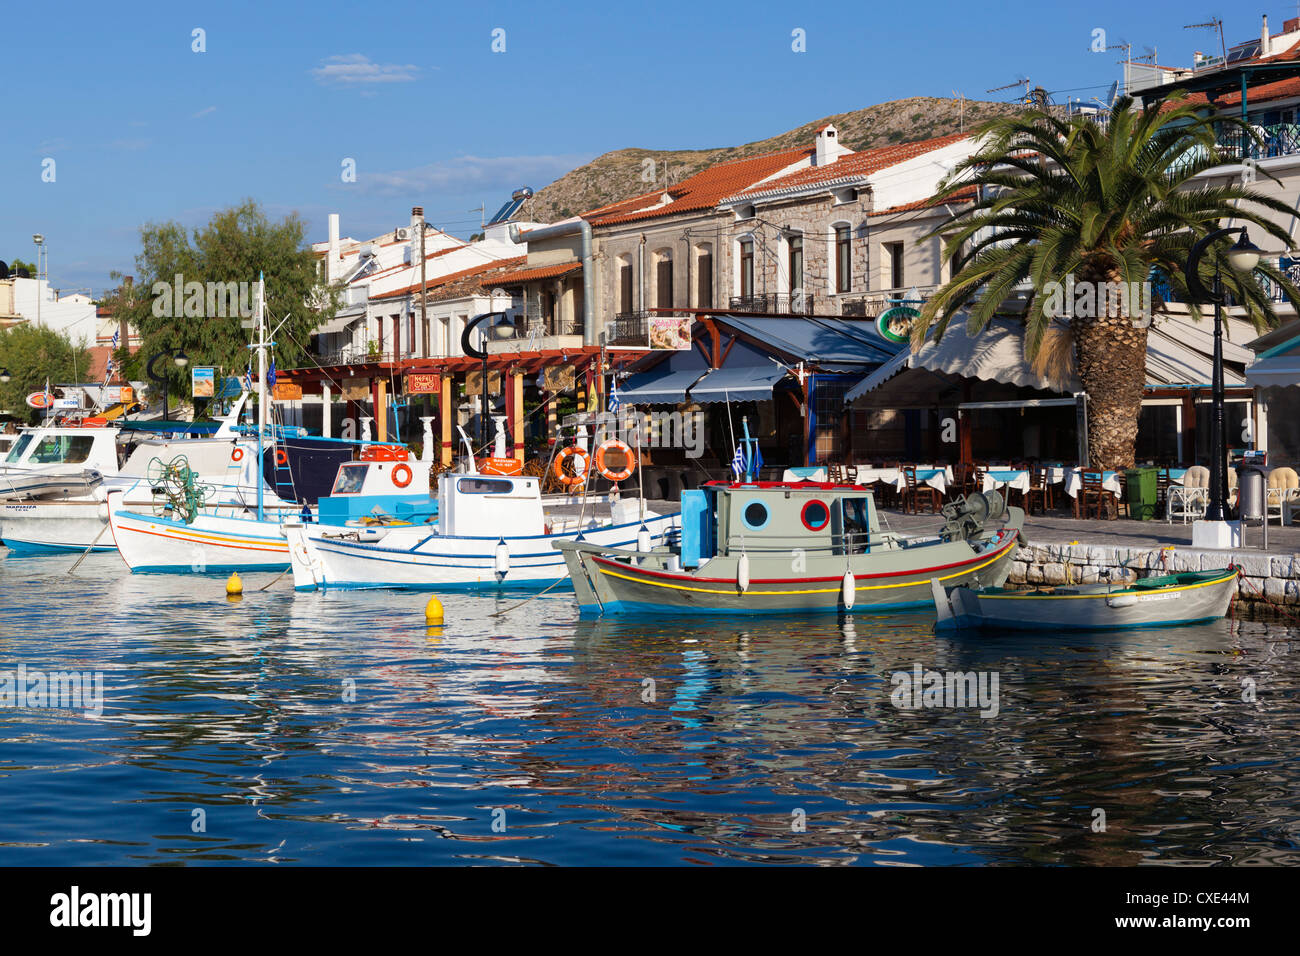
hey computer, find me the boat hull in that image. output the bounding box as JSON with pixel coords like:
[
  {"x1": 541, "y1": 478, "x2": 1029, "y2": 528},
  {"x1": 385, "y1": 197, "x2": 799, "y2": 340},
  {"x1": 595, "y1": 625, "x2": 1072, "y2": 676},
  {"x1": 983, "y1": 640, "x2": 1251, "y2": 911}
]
[
  {"x1": 558, "y1": 527, "x2": 1021, "y2": 616},
  {"x1": 107, "y1": 500, "x2": 293, "y2": 573},
  {"x1": 938, "y1": 567, "x2": 1239, "y2": 631},
  {"x1": 286, "y1": 513, "x2": 681, "y2": 592},
  {"x1": 1, "y1": 500, "x2": 117, "y2": 553}
]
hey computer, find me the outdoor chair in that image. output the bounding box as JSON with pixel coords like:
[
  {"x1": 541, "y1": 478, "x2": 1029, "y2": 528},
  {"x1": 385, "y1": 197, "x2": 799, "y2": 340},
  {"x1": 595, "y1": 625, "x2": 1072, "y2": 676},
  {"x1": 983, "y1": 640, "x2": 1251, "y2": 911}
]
[
  {"x1": 1025, "y1": 465, "x2": 1054, "y2": 515},
  {"x1": 1156, "y1": 468, "x2": 1172, "y2": 518},
  {"x1": 1267, "y1": 466, "x2": 1300, "y2": 525},
  {"x1": 844, "y1": 464, "x2": 858, "y2": 484},
  {"x1": 827, "y1": 463, "x2": 844, "y2": 483},
  {"x1": 1167, "y1": 465, "x2": 1209, "y2": 524},
  {"x1": 902, "y1": 465, "x2": 942, "y2": 515},
  {"x1": 1079, "y1": 470, "x2": 1118, "y2": 520}
]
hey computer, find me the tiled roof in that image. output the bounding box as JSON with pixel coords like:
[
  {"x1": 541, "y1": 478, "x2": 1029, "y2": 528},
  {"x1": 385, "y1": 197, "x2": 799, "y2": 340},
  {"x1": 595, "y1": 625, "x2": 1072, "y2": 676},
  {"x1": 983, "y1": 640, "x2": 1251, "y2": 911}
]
[
  {"x1": 372, "y1": 256, "x2": 526, "y2": 301},
  {"x1": 726, "y1": 132, "x2": 970, "y2": 202},
  {"x1": 869, "y1": 184, "x2": 978, "y2": 217},
  {"x1": 489, "y1": 261, "x2": 583, "y2": 285},
  {"x1": 583, "y1": 147, "x2": 814, "y2": 226}
]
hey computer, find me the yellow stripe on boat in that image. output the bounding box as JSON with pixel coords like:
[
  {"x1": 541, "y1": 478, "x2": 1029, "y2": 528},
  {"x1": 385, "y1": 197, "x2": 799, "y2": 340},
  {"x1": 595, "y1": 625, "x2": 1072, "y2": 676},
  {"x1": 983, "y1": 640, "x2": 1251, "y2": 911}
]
[
  {"x1": 976, "y1": 569, "x2": 1238, "y2": 600},
  {"x1": 594, "y1": 538, "x2": 1017, "y2": 597}
]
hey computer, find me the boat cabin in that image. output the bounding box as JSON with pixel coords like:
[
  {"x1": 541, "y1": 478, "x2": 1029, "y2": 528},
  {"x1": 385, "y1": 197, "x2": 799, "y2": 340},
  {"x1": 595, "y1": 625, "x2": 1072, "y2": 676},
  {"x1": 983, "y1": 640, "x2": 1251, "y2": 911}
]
[
  {"x1": 0, "y1": 423, "x2": 122, "y2": 474},
  {"x1": 437, "y1": 474, "x2": 544, "y2": 537},
  {"x1": 316, "y1": 445, "x2": 437, "y2": 524},
  {"x1": 681, "y1": 481, "x2": 884, "y2": 568}
]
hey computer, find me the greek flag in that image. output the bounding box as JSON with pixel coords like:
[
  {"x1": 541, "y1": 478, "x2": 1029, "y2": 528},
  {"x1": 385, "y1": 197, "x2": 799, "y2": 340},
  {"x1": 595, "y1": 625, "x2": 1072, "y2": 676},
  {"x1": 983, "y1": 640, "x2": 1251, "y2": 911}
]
[
  {"x1": 607, "y1": 381, "x2": 620, "y2": 414},
  {"x1": 730, "y1": 444, "x2": 745, "y2": 478},
  {"x1": 244, "y1": 367, "x2": 254, "y2": 393}
]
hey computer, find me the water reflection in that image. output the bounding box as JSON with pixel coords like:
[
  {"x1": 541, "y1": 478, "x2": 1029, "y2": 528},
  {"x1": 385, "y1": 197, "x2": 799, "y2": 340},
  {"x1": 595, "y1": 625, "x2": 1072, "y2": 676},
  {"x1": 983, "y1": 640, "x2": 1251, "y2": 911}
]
[{"x1": 0, "y1": 550, "x2": 1297, "y2": 865}]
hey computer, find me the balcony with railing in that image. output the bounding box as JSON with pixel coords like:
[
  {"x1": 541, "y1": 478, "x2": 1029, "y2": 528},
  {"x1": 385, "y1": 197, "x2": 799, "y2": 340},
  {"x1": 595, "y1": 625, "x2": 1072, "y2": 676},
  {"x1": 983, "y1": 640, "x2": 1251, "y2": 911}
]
[
  {"x1": 1215, "y1": 123, "x2": 1300, "y2": 162},
  {"x1": 485, "y1": 313, "x2": 584, "y2": 353},
  {"x1": 727, "y1": 293, "x2": 816, "y2": 315},
  {"x1": 836, "y1": 286, "x2": 939, "y2": 318}
]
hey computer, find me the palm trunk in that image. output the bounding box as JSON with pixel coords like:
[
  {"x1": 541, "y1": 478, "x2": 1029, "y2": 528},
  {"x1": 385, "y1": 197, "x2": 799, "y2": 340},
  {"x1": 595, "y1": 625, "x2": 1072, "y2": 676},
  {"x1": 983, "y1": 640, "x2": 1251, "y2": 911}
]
[{"x1": 1071, "y1": 267, "x2": 1148, "y2": 472}]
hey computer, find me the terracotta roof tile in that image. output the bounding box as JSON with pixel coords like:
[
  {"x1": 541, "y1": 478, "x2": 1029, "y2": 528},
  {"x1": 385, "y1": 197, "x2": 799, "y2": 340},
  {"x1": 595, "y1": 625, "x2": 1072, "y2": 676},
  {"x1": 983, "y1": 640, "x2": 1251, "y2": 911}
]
[
  {"x1": 371, "y1": 256, "x2": 527, "y2": 300},
  {"x1": 489, "y1": 261, "x2": 583, "y2": 285},
  {"x1": 728, "y1": 132, "x2": 970, "y2": 201},
  {"x1": 583, "y1": 146, "x2": 814, "y2": 226}
]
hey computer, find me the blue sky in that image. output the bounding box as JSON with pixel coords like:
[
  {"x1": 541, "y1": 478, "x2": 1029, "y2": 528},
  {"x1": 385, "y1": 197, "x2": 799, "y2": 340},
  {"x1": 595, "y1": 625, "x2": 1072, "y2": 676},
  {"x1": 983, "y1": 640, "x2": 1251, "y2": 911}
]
[{"x1": 0, "y1": 0, "x2": 1277, "y2": 297}]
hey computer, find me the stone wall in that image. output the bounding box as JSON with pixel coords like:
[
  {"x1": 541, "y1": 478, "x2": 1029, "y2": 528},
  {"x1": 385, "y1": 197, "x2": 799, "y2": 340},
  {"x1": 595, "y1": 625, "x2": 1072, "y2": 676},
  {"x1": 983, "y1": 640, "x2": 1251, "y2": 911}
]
[{"x1": 1008, "y1": 541, "x2": 1299, "y2": 605}]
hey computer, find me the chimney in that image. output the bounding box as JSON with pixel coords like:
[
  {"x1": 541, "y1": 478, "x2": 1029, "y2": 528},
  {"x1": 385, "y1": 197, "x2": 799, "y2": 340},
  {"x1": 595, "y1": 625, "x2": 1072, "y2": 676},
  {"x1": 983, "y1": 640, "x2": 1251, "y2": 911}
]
[
  {"x1": 1262, "y1": 14, "x2": 1270, "y2": 56},
  {"x1": 327, "y1": 213, "x2": 340, "y2": 283},
  {"x1": 815, "y1": 124, "x2": 844, "y2": 166},
  {"x1": 1286, "y1": 16, "x2": 1300, "y2": 33}
]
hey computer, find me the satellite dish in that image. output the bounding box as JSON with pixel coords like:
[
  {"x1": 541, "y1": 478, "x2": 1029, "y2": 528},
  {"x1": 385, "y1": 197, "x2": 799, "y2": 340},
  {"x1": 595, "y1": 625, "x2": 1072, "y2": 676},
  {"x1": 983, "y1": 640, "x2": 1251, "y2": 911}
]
[{"x1": 1105, "y1": 80, "x2": 1119, "y2": 107}]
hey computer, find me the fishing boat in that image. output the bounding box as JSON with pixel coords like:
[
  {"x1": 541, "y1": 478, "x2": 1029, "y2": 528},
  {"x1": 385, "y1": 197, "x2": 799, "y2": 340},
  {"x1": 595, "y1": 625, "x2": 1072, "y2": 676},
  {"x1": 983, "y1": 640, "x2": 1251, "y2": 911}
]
[
  {"x1": 284, "y1": 464, "x2": 678, "y2": 592},
  {"x1": 930, "y1": 565, "x2": 1239, "y2": 631},
  {"x1": 554, "y1": 481, "x2": 1023, "y2": 616}
]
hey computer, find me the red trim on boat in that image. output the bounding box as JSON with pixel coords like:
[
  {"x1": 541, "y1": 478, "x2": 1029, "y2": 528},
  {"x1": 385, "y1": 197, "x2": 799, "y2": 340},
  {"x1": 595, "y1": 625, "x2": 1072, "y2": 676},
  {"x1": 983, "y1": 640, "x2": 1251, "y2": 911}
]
[{"x1": 591, "y1": 529, "x2": 1019, "y2": 584}]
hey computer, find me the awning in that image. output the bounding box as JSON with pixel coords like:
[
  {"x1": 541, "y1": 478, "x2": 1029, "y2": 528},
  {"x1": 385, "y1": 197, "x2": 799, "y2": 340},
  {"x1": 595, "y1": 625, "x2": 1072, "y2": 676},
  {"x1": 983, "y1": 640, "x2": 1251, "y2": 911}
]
[
  {"x1": 1247, "y1": 354, "x2": 1300, "y2": 386},
  {"x1": 618, "y1": 366, "x2": 710, "y2": 404},
  {"x1": 317, "y1": 313, "x2": 362, "y2": 336},
  {"x1": 686, "y1": 364, "x2": 790, "y2": 403},
  {"x1": 845, "y1": 314, "x2": 1248, "y2": 404}
]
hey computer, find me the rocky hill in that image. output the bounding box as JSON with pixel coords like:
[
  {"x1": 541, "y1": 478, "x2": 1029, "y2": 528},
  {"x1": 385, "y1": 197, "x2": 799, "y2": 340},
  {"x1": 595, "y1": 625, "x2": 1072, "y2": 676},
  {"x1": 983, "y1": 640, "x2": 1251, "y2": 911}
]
[{"x1": 525, "y1": 96, "x2": 1032, "y2": 222}]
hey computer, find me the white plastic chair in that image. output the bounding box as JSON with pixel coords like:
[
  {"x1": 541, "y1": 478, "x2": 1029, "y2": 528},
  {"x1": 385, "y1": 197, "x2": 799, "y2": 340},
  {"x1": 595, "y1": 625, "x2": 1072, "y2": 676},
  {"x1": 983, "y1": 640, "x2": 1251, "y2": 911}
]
[{"x1": 1167, "y1": 465, "x2": 1209, "y2": 524}]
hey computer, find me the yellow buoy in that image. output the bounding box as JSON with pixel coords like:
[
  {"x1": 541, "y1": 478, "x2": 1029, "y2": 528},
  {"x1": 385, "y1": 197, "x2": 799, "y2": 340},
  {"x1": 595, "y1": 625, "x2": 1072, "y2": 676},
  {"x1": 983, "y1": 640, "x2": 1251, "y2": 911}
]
[
  {"x1": 226, "y1": 572, "x2": 243, "y2": 596},
  {"x1": 425, "y1": 596, "x2": 444, "y2": 625}
]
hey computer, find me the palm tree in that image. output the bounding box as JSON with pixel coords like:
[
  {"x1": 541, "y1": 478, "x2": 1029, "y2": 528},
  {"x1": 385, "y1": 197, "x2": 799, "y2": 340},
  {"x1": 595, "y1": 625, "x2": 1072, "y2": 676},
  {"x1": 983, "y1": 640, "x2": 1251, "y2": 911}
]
[{"x1": 917, "y1": 95, "x2": 1300, "y2": 470}]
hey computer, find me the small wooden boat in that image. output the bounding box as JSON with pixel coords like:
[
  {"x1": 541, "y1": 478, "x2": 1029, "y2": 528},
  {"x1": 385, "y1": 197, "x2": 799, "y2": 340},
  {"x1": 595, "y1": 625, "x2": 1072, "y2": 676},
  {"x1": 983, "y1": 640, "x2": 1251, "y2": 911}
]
[{"x1": 930, "y1": 565, "x2": 1239, "y2": 631}]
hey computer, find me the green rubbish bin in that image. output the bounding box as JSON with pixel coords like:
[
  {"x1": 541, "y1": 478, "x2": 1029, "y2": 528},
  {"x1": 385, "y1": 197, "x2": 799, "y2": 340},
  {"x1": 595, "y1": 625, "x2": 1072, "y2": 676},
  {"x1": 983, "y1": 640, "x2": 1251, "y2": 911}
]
[{"x1": 1125, "y1": 466, "x2": 1158, "y2": 520}]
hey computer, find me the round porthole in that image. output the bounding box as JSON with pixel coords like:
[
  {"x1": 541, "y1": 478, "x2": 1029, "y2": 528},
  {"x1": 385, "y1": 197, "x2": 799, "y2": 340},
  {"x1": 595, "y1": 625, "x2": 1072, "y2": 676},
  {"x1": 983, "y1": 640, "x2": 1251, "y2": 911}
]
[
  {"x1": 742, "y1": 500, "x2": 770, "y2": 530},
  {"x1": 801, "y1": 499, "x2": 830, "y2": 531}
]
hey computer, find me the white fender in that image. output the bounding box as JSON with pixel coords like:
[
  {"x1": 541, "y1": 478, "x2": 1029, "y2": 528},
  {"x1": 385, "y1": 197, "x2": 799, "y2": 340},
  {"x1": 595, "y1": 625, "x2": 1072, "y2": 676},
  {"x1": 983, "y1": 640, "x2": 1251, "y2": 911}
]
[
  {"x1": 495, "y1": 538, "x2": 510, "y2": 578},
  {"x1": 1106, "y1": 594, "x2": 1139, "y2": 608},
  {"x1": 842, "y1": 570, "x2": 856, "y2": 610},
  {"x1": 637, "y1": 525, "x2": 652, "y2": 552},
  {"x1": 737, "y1": 551, "x2": 750, "y2": 593}
]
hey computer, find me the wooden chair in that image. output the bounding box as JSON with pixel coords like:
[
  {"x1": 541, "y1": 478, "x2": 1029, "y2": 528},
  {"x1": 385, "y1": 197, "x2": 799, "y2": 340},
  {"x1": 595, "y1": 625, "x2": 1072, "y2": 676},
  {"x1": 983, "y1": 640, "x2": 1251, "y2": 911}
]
[
  {"x1": 1079, "y1": 470, "x2": 1117, "y2": 519},
  {"x1": 953, "y1": 462, "x2": 975, "y2": 498},
  {"x1": 844, "y1": 463, "x2": 858, "y2": 484},
  {"x1": 902, "y1": 465, "x2": 942, "y2": 514},
  {"x1": 1025, "y1": 464, "x2": 1053, "y2": 515},
  {"x1": 827, "y1": 462, "x2": 844, "y2": 483}
]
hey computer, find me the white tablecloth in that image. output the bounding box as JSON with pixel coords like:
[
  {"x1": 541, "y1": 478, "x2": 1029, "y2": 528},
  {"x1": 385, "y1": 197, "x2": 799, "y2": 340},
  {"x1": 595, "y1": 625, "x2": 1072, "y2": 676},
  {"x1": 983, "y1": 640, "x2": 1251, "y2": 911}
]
[
  {"x1": 1063, "y1": 468, "x2": 1122, "y2": 499},
  {"x1": 981, "y1": 469, "x2": 1030, "y2": 494},
  {"x1": 781, "y1": 465, "x2": 952, "y2": 495}
]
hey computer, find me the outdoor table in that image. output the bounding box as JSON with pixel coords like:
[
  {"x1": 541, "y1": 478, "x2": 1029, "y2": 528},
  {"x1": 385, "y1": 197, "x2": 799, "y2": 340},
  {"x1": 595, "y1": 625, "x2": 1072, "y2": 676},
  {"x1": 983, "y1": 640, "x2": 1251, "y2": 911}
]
[
  {"x1": 1063, "y1": 468, "x2": 1122, "y2": 499},
  {"x1": 1165, "y1": 468, "x2": 1188, "y2": 485},
  {"x1": 783, "y1": 466, "x2": 826, "y2": 482},
  {"x1": 981, "y1": 469, "x2": 1030, "y2": 494}
]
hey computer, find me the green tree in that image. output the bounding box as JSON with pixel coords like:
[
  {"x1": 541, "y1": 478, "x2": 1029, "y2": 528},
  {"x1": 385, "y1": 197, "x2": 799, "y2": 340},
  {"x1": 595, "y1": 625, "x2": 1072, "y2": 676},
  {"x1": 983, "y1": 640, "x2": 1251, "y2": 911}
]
[
  {"x1": 0, "y1": 325, "x2": 92, "y2": 422},
  {"x1": 4, "y1": 258, "x2": 37, "y2": 278},
  {"x1": 917, "y1": 96, "x2": 1300, "y2": 470},
  {"x1": 113, "y1": 199, "x2": 336, "y2": 409}
]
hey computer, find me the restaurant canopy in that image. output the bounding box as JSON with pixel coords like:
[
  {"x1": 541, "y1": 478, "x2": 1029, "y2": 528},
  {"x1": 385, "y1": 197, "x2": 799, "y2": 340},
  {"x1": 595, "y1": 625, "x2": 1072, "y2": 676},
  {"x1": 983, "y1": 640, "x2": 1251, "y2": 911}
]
[
  {"x1": 845, "y1": 314, "x2": 1252, "y2": 405},
  {"x1": 686, "y1": 364, "x2": 790, "y2": 403},
  {"x1": 1246, "y1": 328, "x2": 1300, "y2": 387}
]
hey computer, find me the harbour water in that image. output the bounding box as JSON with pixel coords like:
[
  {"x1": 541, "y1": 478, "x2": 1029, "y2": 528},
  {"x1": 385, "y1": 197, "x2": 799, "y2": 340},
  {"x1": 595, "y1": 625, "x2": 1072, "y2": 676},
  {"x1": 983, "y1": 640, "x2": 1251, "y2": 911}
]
[{"x1": 1, "y1": 551, "x2": 1298, "y2": 866}]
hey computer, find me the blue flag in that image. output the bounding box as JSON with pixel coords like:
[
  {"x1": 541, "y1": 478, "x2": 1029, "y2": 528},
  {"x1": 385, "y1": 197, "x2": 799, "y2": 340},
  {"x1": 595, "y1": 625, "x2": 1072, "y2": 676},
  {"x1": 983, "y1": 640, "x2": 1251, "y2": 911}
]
[
  {"x1": 748, "y1": 441, "x2": 764, "y2": 477},
  {"x1": 268, "y1": 357, "x2": 277, "y2": 390}
]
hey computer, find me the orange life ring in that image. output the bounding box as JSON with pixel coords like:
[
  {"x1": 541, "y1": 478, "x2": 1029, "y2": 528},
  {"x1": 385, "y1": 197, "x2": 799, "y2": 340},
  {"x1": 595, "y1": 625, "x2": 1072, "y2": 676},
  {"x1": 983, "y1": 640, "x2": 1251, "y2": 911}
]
[
  {"x1": 230, "y1": 447, "x2": 245, "y2": 462},
  {"x1": 551, "y1": 446, "x2": 589, "y2": 487},
  {"x1": 392, "y1": 463, "x2": 413, "y2": 488},
  {"x1": 275, "y1": 448, "x2": 289, "y2": 466},
  {"x1": 594, "y1": 439, "x2": 636, "y2": 483}
]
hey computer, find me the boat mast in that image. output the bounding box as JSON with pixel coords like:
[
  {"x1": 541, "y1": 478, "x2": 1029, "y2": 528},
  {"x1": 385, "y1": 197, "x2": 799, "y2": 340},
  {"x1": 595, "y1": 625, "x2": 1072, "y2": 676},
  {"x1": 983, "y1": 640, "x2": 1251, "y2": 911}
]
[{"x1": 255, "y1": 272, "x2": 267, "y2": 521}]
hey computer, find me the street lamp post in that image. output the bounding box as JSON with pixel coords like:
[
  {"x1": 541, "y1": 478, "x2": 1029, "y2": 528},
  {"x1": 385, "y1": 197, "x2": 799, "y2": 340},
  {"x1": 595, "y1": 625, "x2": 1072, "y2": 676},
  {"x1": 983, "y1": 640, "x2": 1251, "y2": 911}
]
[
  {"x1": 461, "y1": 311, "x2": 509, "y2": 453},
  {"x1": 31, "y1": 235, "x2": 44, "y2": 328},
  {"x1": 146, "y1": 349, "x2": 191, "y2": 420},
  {"x1": 1183, "y1": 226, "x2": 1262, "y2": 525}
]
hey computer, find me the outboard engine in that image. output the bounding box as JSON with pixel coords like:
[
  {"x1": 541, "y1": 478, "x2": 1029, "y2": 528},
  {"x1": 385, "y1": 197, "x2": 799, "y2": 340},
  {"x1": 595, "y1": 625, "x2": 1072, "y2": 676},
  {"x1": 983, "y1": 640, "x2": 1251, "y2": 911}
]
[{"x1": 940, "y1": 490, "x2": 1006, "y2": 541}]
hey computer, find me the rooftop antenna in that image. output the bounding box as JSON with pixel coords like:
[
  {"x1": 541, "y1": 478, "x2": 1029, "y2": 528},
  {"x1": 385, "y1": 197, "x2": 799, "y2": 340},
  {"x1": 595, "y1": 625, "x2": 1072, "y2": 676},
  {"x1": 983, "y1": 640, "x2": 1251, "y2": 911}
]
[
  {"x1": 1185, "y1": 17, "x2": 1227, "y2": 65},
  {"x1": 952, "y1": 90, "x2": 965, "y2": 131},
  {"x1": 469, "y1": 204, "x2": 485, "y2": 228},
  {"x1": 986, "y1": 76, "x2": 1030, "y2": 102}
]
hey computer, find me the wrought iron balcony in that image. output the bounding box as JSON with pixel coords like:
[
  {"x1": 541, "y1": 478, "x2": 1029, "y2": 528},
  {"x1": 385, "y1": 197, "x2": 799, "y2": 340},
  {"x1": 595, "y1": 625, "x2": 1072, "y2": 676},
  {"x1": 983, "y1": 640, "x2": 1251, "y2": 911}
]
[{"x1": 727, "y1": 293, "x2": 816, "y2": 315}]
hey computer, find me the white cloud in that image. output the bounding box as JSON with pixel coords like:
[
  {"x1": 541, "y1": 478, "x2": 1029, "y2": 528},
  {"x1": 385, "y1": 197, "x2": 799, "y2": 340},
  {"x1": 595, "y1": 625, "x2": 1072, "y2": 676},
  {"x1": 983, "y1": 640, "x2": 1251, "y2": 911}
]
[
  {"x1": 311, "y1": 54, "x2": 420, "y2": 85},
  {"x1": 357, "y1": 153, "x2": 593, "y2": 197},
  {"x1": 192, "y1": 106, "x2": 217, "y2": 119}
]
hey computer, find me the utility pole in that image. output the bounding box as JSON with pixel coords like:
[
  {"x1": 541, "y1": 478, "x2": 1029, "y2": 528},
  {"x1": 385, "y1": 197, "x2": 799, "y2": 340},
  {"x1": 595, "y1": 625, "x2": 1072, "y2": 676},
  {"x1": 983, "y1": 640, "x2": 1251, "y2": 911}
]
[{"x1": 417, "y1": 206, "x2": 427, "y2": 359}]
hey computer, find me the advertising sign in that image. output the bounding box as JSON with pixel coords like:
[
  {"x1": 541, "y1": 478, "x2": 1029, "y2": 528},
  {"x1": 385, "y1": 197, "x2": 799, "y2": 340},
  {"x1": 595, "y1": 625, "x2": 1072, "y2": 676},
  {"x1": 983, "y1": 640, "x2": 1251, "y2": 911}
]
[
  {"x1": 191, "y1": 366, "x2": 216, "y2": 398},
  {"x1": 406, "y1": 372, "x2": 441, "y2": 395}
]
